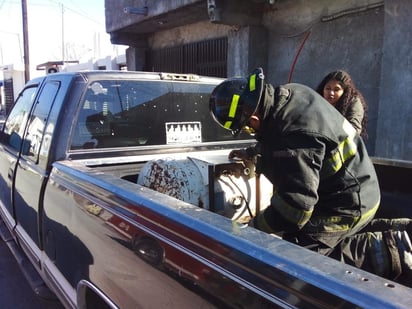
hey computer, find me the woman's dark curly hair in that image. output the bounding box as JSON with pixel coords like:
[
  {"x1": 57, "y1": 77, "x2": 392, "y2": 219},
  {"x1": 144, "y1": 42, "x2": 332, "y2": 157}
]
[{"x1": 316, "y1": 70, "x2": 368, "y2": 138}]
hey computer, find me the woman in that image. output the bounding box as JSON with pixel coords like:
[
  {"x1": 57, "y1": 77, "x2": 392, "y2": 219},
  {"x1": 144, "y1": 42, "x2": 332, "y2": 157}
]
[{"x1": 316, "y1": 70, "x2": 368, "y2": 138}]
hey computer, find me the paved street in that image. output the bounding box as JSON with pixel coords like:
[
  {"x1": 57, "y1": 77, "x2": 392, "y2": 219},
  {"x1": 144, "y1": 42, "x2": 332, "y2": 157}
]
[{"x1": 0, "y1": 230, "x2": 64, "y2": 309}]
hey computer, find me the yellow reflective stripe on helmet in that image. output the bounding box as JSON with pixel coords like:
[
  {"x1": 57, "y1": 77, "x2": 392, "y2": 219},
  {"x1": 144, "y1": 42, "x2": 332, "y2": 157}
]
[
  {"x1": 223, "y1": 94, "x2": 240, "y2": 129},
  {"x1": 228, "y1": 94, "x2": 240, "y2": 118},
  {"x1": 224, "y1": 120, "x2": 232, "y2": 129},
  {"x1": 271, "y1": 194, "x2": 312, "y2": 228},
  {"x1": 249, "y1": 74, "x2": 256, "y2": 91}
]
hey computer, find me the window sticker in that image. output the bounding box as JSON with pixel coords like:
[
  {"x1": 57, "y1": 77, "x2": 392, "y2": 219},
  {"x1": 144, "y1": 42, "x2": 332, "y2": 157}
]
[{"x1": 166, "y1": 121, "x2": 201, "y2": 144}]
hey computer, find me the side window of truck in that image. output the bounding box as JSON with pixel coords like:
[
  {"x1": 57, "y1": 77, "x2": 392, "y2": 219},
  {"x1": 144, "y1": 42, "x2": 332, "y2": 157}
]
[
  {"x1": 2, "y1": 86, "x2": 38, "y2": 153},
  {"x1": 23, "y1": 81, "x2": 60, "y2": 163}
]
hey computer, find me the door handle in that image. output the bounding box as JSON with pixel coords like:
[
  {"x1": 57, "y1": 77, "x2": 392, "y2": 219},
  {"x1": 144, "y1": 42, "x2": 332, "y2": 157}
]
[{"x1": 8, "y1": 167, "x2": 14, "y2": 180}]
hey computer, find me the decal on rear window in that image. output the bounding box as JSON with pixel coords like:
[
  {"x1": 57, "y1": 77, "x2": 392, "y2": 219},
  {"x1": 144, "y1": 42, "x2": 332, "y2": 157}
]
[{"x1": 166, "y1": 121, "x2": 201, "y2": 144}]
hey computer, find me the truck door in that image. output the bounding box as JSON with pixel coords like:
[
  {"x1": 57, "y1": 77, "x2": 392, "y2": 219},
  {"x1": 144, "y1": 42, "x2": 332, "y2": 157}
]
[
  {"x1": 13, "y1": 81, "x2": 60, "y2": 251},
  {"x1": 0, "y1": 85, "x2": 39, "y2": 227}
]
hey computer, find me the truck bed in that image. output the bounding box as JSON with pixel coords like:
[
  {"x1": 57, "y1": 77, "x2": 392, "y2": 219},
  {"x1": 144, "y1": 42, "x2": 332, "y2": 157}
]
[
  {"x1": 45, "y1": 152, "x2": 412, "y2": 308},
  {"x1": 84, "y1": 155, "x2": 412, "y2": 221}
]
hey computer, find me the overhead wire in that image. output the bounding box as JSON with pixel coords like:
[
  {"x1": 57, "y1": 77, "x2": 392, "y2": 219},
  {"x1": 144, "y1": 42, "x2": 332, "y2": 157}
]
[{"x1": 46, "y1": 0, "x2": 105, "y2": 26}]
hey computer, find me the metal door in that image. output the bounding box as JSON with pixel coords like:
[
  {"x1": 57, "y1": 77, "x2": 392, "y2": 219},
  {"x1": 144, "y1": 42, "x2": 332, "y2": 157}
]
[
  {"x1": 13, "y1": 81, "x2": 60, "y2": 250},
  {"x1": 0, "y1": 85, "x2": 38, "y2": 228}
]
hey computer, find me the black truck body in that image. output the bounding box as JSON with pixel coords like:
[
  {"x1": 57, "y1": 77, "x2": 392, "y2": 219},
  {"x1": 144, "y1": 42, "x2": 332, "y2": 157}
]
[{"x1": 0, "y1": 71, "x2": 411, "y2": 308}]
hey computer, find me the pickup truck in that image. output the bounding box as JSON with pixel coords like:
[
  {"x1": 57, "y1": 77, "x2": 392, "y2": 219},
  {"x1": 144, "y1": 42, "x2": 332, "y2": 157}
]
[{"x1": 0, "y1": 71, "x2": 411, "y2": 309}]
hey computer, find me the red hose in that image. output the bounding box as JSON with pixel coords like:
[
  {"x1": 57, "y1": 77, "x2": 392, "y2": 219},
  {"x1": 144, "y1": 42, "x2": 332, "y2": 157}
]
[{"x1": 288, "y1": 30, "x2": 311, "y2": 83}]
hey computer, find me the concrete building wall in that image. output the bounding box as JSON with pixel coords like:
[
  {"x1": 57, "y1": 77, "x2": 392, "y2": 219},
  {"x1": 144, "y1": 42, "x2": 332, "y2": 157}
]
[
  {"x1": 148, "y1": 21, "x2": 230, "y2": 49},
  {"x1": 105, "y1": 0, "x2": 412, "y2": 160},
  {"x1": 259, "y1": 0, "x2": 411, "y2": 159},
  {"x1": 227, "y1": 26, "x2": 268, "y2": 77},
  {"x1": 261, "y1": 1, "x2": 384, "y2": 154},
  {"x1": 376, "y1": 0, "x2": 412, "y2": 160}
]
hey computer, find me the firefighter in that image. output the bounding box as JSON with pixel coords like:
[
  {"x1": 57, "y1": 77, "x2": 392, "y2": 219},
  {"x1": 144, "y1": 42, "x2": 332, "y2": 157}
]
[
  {"x1": 209, "y1": 68, "x2": 412, "y2": 285},
  {"x1": 209, "y1": 67, "x2": 380, "y2": 250}
]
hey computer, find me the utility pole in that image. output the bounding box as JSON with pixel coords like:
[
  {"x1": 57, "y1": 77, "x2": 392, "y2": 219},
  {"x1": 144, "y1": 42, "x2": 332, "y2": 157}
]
[
  {"x1": 21, "y1": 0, "x2": 30, "y2": 82},
  {"x1": 61, "y1": 3, "x2": 65, "y2": 61}
]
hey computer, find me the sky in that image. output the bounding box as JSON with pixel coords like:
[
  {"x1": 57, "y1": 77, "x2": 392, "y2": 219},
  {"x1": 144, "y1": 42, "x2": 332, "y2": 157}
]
[{"x1": 0, "y1": 0, "x2": 122, "y2": 75}]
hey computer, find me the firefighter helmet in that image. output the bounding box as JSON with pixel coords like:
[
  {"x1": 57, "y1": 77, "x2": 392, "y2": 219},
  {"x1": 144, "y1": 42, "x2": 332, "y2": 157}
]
[{"x1": 209, "y1": 68, "x2": 264, "y2": 136}]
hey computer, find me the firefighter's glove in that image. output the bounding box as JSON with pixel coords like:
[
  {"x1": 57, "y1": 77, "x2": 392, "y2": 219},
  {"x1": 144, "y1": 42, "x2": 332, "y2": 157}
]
[{"x1": 228, "y1": 149, "x2": 254, "y2": 162}]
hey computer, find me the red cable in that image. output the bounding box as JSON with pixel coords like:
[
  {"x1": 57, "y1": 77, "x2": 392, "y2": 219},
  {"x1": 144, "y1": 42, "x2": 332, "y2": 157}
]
[{"x1": 288, "y1": 30, "x2": 311, "y2": 83}]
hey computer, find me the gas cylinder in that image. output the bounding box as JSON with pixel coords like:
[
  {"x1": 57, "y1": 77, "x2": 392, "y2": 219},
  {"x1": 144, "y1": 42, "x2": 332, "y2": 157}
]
[{"x1": 137, "y1": 157, "x2": 272, "y2": 223}]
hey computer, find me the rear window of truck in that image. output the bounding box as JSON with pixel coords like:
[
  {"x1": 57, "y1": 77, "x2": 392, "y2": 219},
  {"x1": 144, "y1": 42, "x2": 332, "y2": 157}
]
[{"x1": 70, "y1": 79, "x2": 249, "y2": 149}]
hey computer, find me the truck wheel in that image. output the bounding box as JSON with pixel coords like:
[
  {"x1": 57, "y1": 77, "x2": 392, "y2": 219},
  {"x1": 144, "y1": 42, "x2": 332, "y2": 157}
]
[{"x1": 133, "y1": 238, "x2": 164, "y2": 266}]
